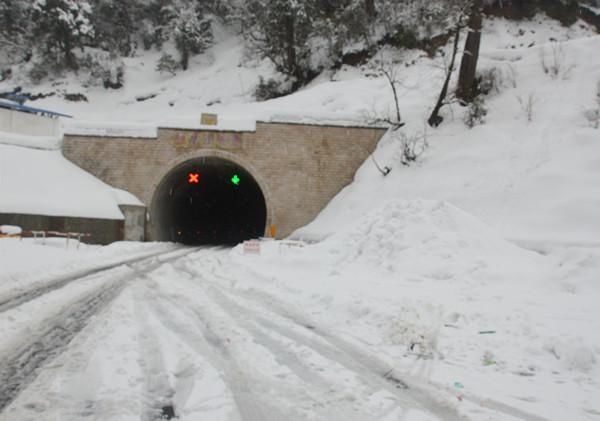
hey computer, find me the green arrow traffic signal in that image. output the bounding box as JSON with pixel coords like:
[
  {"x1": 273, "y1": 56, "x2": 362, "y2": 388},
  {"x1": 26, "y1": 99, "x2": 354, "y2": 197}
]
[{"x1": 231, "y1": 174, "x2": 240, "y2": 186}]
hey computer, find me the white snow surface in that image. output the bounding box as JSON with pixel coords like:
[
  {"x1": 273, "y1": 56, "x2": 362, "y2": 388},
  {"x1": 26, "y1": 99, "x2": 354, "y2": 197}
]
[
  {"x1": 0, "y1": 143, "x2": 140, "y2": 219},
  {"x1": 292, "y1": 33, "x2": 600, "y2": 247},
  {"x1": 0, "y1": 225, "x2": 21, "y2": 235},
  {"x1": 0, "y1": 239, "x2": 176, "y2": 296},
  {"x1": 310, "y1": 199, "x2": 544, "y2": 282},
  {"x1": 1, "y1": 17, "x2": 597, "y2": 242},
  {"x1": 0, "y1": 234, "x2": 598, "y2": 420},
  {"x1": 0, "y1": 15, "x2": 599, "y2": 421},
  {"x1": 0, "y1": 130, "x2": 62, "y2": 150}
]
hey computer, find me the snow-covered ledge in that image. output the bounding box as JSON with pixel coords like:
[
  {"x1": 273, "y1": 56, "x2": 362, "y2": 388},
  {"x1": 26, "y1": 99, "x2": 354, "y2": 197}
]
[{"x1": 0, "y1": 106, "x2": 61, "y2": 138}]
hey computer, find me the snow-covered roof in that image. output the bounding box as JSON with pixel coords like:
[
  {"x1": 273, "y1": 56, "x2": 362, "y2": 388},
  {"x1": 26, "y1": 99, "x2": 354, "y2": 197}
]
[
  {"x1": 0, "y1": 143, "x2": 140, "y2": 220},
  {"x1": 0, "y1": 99, "x2": 72, "y2": 119}
]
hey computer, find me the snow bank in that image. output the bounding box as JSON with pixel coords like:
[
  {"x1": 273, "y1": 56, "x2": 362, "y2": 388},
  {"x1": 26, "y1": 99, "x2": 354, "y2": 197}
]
[
  {"x1": 0, "y1": 144, "x2": 128, "y2": 219},
  {"x1": 311, "y1": 199, "x2": 542, "y2": 281},
  {"x1": 0, "y1": 225, "x2": 22, "y2": 235},
  {"x1": 0, "y1": 130, "x2": 62, "y2": 150},
  {"x1": 63, "y1": 120, "x2": 158, "y2": 138},
  {"x1": 0, "y1": 239, "x2": 175, "y2": 298},
  {"x1": 63, "y1": 112, "x2": 381, "y2": 139},
  {"x1": 160, "y1": 115, "x2": 257, "y2": 132},
  {"x1": 112, "y1": 188, "x2": 144, "y2": 207},
  {"x1": 293, "y1": 34, "x2": 600, "y2": 247}
]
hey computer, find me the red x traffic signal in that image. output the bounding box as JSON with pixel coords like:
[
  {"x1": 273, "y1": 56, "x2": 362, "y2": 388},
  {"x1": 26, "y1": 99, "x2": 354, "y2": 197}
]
[{"x1": 188, "y1": 172, "x2": 200, "y2": 184}]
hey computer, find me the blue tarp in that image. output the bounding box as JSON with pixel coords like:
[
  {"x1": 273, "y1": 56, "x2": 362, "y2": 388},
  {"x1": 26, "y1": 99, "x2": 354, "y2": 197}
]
[{"x1": 0, "y1": 99, "x2": 72, "y2": 119}]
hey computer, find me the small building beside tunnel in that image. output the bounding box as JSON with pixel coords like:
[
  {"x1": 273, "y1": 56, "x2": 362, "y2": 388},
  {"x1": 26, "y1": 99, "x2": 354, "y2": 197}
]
[
  {"x1": 0, "y1": 100, "x2": 146, "y2": 245},
  {"x1": 62, "y1": 117, "x2": 387, "y2": 245}
]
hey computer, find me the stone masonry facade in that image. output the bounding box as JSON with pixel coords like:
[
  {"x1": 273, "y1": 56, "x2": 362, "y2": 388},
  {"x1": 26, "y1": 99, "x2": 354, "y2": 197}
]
[{"x1": 62, "y1": 121, "x2": 387, "y2": 240}]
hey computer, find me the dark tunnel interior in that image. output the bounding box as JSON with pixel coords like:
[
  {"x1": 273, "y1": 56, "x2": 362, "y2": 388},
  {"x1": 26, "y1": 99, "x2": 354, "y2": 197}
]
[{"x1": 152, "y1": 157, "x2": 267, "y2": 245}]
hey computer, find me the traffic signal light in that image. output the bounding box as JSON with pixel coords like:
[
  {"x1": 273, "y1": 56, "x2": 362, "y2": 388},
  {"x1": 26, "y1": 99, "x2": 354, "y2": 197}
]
[{"x1": 188, "y1": 172, "x2": 200, "y2": 184}]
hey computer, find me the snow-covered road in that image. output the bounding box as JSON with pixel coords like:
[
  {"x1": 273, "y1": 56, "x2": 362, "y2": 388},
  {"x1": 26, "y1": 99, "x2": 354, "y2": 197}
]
[
  {"x1": 1, "y1": 247, "x2": 462, "y2": 421},
  {"x1": 0, "y1": 246, "x2": 198, "y2": 419},
  {"x1": 3, "y1": 243, "x2": 591, "y2": 421}
]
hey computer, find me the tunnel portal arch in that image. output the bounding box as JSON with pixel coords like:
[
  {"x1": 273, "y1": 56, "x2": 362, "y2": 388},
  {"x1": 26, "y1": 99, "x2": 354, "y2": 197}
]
[{"x1": 150, "y1": 153, "x2": 271, "y2": 245}]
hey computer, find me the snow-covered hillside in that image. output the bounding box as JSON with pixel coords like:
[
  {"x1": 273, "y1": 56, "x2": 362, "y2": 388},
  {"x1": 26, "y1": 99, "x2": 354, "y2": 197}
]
[
  {"x1": 291, "y1": 19, "x2": 600, "y2": 247},
  {"x1": 4, "y1": 19, "x2": 599, "y2": 242},
  {"x1": 0, "y1": 14, "x2": 599, "y2": 421}
]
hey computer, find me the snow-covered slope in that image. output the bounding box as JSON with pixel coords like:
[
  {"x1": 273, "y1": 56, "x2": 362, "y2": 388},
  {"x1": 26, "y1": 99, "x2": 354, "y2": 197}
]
[
  {"x1": 1, "y1": 16, "x2": 598, "y2": 242},
  {"x1": 293, "y1": 30, "x2": 600, "y2": 248},
  {"x1": 310, "y1": 199, "x2": 543, "y2": 281},
  {"x1": 1, "y1": 15, "x2": 599, "y2": 421}
]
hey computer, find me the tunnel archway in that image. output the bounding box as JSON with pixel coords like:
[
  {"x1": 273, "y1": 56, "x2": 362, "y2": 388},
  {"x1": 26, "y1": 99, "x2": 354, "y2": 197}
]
[{"x1": 151, "y1": 156, "x2": 267, "y2": 245}]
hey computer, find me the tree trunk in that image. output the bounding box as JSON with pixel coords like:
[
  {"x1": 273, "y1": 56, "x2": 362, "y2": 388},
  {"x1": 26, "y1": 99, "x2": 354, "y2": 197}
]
[
  {"x1": 181, "y1": 47, "x2": 189, "y2": 71},
  {"x1": 456, "y1": 0, "x2": 483, "y2": 103},
  {"x1": 285, "y1": 13, "x2": 297, "y2": 80},
  {"x1": 63, "y1": 37, "x2": 78, "y2": 70},
  {"x1": 365, "y1": 0, "x2": 376, "y2": 18},
  {"x1": 428, "y1": 24, "x2": 461, "y2": 127}
]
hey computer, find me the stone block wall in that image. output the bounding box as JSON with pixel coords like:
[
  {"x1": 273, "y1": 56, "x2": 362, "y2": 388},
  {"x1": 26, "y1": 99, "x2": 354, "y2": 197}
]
[{"x1": 63, "y1": 121, "x2": 386, "y2": 240}]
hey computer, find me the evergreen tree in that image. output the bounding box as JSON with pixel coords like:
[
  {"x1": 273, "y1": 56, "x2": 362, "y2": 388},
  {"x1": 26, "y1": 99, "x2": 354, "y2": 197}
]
[
  {"x1": 163, "y1": 0, "x2": 213, "y2": 70},
  {"x1": 240, "y1": 0, "x2": 315, "y2": 83},
  {"x1": 92, "y1": 0, "x2": 141, "y2": 56},
  {"x1": 0, "y1": 0, "x2": 33, "y2": 64},
  {"x1": 32, "y1": 0, "x2": 95, "y2": 69}
]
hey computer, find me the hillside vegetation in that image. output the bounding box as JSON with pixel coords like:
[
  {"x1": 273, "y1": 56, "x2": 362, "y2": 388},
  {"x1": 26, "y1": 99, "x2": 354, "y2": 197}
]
[{"x1": 1, "y1": 0, "x2": 598, "y2": 102}]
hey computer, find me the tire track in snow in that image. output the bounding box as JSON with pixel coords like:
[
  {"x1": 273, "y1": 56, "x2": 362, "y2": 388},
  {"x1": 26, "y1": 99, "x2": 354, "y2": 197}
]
[
  {"x1": 0, "y1": 246, "x2": 187, "y2": 314},
  {"x1": 216, "y1": 280, "x2": 552, "y2": 421},
  {"x1": 0, "y1": 277, "x2": 127, "y2": 412},
  {"x1": 172, "y1": 270, "x2": 457, "y2": 421},
  {"x1": 139, "y1": 277, "x2": 314, "y2": 421},
  {"x1": 179, "y1": 251, "x2": 553, "y2": 421},
  {"x1": 132, "y1": 284, "x2": 177, "y2": 421},
  {"x1": 0, "y1": 247, "x2": 199, "y2": 414},
  {"x1": 149, "y1": 278, "x2": 383, "y2": 420}
]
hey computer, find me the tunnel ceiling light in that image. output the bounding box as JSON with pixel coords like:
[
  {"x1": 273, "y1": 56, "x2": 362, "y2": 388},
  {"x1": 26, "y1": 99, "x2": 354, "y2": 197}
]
[
  {"x1": 231, "y1": 174, "x2": 240, "y2": 186},
  {"x1": 188, "y1": 172, "x2": 200, "y2": 184}
]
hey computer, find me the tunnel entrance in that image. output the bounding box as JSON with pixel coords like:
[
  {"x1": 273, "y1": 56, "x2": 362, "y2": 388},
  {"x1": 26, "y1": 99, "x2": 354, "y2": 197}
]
[{"x1": 152, "y1": 157, "x2": 267, "y2": 245}]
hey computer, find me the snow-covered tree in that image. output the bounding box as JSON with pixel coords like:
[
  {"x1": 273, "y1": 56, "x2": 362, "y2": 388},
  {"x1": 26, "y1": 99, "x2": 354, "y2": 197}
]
[
  {"x1": 92, "y1": 0, "x2": 140, "y2": 56},
  {"x1": 0, "y1": 1, "x2": 33, "y2": 66},
  {"x1": 32, "y1": 0, "x2": 95, "y2": 69},
  {"x1": 312, "y1": 0, "x2": 370, "y2": 63},
  {"x1": 240, "y1": 0, "x2": 315, "y2": 84},
  {"x1": 163, "y1": 0, "x2": 213, "y2": 70},
  {"x1": 156, "y1": 52, "x2": 179, "y2": 75}
]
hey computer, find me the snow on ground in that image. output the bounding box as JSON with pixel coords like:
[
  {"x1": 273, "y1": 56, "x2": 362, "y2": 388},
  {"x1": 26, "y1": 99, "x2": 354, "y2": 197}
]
[
  {"x1": 0, "y1": 130, "x2": 62, "y2": 150},
  {"x1": 1, "y1": 235, "x2": 597, "y2": 420},
  {"x1": 0, "y1": 239, "x2": 176, "y2": 298},
  {"x1": 228, "y1": 200, "x2": 600, "y2": 421},
  {"x1": 3, "y1": 16, "x2": 598, "y2": 243},
  {"x1": 293, "y1": 32, "x2": 600, "y2": 246},
  {"x1": 0, "y1": 15, "x2": 599, "y2": 421}
]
